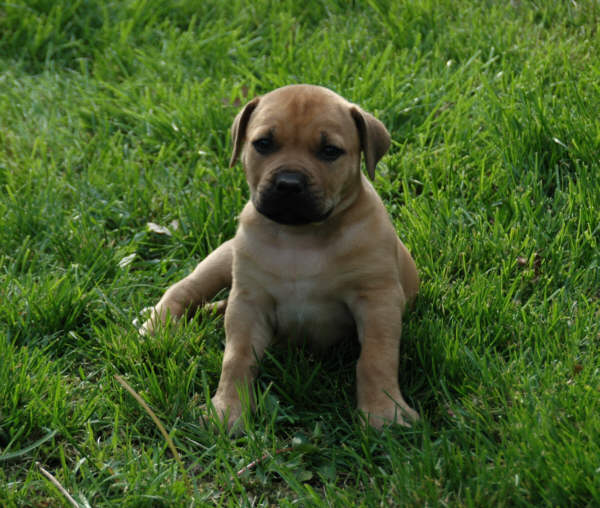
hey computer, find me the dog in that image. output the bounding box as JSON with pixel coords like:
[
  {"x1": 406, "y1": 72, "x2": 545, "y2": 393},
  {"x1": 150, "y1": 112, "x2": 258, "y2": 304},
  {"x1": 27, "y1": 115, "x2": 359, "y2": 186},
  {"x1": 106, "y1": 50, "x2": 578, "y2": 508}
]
[{"x1": 141, "y1": 84, "x2": 420, "y2": 430}]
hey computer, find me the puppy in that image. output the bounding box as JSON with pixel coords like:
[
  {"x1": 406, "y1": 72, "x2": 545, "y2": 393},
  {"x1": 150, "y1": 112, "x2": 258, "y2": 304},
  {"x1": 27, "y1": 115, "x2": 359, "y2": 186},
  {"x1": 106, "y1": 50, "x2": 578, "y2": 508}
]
[{"x1": 141, "y1": 84, "x2": 419, "y2": 429}]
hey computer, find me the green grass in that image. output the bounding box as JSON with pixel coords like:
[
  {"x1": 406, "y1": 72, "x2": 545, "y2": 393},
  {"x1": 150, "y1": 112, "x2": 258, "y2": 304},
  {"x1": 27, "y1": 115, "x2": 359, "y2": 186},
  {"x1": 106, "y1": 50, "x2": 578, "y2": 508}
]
[{"x1": 1, "y1": 0, "x2": 599, "y2": 505}]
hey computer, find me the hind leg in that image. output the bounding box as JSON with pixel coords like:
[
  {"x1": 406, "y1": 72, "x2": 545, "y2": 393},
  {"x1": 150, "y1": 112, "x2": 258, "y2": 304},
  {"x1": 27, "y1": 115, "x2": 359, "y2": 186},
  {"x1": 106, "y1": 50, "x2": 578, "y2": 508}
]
[
  {"x1": 140, "y1": 240, "x2": 233, "y2": 335},
  {"x1": 203, "y1": 299, "x2": 228, "y2": 316}
]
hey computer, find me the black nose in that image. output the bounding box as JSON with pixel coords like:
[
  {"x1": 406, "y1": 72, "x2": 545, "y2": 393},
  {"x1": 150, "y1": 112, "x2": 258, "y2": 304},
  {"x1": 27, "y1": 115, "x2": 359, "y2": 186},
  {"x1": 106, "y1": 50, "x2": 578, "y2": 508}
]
[{"x1": 274, "y1": 171, "x2": 307, "y2": 194}]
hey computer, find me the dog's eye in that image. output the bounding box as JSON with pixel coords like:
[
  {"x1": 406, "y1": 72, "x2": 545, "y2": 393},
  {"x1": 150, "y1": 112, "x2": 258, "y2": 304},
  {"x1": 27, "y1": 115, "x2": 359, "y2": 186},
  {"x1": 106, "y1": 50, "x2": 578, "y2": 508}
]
[
  {"x1": 252, "y1": 137, "x2": 275, "y2": 155},
  {"x1": 319, "y1": 145, "x2": 345, "y2": 162}
]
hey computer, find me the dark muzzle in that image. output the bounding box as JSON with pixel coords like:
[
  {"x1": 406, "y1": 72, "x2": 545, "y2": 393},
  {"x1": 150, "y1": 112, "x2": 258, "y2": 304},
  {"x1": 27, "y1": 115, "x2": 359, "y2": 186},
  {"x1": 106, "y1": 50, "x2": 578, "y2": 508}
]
[{"x1": 255, "y1": 170, "x2": 331, "y2": 225}]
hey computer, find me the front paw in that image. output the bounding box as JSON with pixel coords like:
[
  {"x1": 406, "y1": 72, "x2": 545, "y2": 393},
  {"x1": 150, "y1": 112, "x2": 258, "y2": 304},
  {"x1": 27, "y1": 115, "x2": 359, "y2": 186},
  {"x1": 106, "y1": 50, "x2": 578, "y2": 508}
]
[
  {"x1": 203, "y1": 394, "x2": 244, "y2": 435},
  {"x1": 359, "y1": 398, "x2": 419, "y2": 429}
]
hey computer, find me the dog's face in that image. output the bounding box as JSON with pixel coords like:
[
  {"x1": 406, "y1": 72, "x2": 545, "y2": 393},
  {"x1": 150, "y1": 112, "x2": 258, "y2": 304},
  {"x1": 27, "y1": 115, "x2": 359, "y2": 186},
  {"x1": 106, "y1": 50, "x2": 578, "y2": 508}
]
[{"x1": 230, "y1": 85, "x2": 391, "y2": 225}]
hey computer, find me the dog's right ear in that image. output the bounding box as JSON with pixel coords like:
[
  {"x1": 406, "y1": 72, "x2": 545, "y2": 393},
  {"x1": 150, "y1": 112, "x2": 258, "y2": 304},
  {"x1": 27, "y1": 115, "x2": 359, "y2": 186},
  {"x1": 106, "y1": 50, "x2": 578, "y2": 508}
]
[{"x1": 229, "y1": 97, "x2": 260, "y2": 168}]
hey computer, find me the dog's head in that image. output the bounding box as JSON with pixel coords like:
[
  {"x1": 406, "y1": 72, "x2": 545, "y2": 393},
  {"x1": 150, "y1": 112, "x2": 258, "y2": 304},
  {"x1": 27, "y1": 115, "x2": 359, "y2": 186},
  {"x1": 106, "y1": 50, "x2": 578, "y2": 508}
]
[{"x1": 229, "y1": 85, "x2": 390, "y2": 226}]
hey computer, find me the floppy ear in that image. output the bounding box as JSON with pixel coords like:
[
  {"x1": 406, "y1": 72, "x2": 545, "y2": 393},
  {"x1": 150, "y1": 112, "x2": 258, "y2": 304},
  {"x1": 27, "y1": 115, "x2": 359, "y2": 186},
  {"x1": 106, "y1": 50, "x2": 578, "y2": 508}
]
[
  {"x1": 229, "y1": 97, "x2": 260, "y2": 168},
  {"x1": 350, "y1": 106, "x2": 391, "y2": 180}
]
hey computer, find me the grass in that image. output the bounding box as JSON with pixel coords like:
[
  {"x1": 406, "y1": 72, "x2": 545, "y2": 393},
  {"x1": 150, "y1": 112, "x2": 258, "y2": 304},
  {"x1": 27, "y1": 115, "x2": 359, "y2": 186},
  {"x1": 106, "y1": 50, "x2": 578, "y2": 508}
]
[{"x1": 0, "y1": 0, "x2": 599, "y2": 505}]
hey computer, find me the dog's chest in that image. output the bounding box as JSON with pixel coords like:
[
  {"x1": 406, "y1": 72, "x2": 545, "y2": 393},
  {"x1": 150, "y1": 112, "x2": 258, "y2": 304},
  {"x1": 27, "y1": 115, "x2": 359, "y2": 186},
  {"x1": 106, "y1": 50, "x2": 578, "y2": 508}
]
[
  {"x1": 268, "y1": 266, "x2": 354, "y2": 345},
  {"x1": 239, "y1": 229, "x2": 356, "y2": 344}
]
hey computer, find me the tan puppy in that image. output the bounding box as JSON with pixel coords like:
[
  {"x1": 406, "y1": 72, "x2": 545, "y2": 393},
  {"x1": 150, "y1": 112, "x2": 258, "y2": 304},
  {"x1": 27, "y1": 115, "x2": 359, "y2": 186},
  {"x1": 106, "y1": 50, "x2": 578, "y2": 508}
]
[{"x1": 141, "y1": 84, "x2": 419, "y2": 429}]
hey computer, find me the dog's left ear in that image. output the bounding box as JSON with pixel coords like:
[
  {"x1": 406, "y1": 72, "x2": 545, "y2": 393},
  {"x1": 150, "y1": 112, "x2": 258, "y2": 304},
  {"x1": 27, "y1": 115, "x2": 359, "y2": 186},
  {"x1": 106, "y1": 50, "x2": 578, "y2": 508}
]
[
  {"x1": 350, "y1": 106, "x2": 391, "y2": 180},
  {"x1": 229, "y1": 97, "x2": 260, "y2": 168}
]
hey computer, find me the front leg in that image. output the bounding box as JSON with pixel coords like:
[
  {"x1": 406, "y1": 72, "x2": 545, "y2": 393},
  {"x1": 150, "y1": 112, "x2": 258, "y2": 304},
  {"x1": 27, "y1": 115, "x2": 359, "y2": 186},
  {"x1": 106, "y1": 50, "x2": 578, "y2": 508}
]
[
  {"x1": 348, "y1": 288, "x2": 419, "y2": 428},
  {"x1": 209, "y1": 285, "x2": 273, "y2": 431}
]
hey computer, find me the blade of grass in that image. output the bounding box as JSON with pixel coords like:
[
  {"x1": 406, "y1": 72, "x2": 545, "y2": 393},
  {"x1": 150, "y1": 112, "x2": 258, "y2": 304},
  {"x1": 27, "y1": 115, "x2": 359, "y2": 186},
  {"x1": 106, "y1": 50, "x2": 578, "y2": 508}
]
[{"x1": 114, "y1": 374, "x2": 192, "y2": 494}]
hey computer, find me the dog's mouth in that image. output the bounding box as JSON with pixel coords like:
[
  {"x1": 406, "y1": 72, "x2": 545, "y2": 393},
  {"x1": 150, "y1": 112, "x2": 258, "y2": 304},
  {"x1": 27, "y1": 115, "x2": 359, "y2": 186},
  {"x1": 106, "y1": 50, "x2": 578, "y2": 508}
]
[
  {"x1": 254, "y1": 195, "x2": 333, "y2": 225},
  {"x1": 254, "y1": 172, "x2": 332, "y2": 225},
  {"x1": 258, "y1": 204, "x2": 332, "y2": 225}
]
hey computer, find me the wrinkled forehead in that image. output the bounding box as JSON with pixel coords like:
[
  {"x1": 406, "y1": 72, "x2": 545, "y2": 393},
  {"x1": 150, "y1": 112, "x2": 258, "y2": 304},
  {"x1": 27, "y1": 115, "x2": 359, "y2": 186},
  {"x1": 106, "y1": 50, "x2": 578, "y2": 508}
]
[{"x1": 247, "y1": 90, "x2": 358, "y2": 147}]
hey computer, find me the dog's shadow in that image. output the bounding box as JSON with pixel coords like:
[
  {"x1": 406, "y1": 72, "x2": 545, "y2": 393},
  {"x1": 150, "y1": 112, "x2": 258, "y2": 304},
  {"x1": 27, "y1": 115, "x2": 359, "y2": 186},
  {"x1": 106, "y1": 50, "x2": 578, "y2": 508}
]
[
  {"x1": 254, "y1": 336, "x2": 361, "y2": 427},
  {"x1": 191, "y1": 288, "x2": 476, "y2": 435}
]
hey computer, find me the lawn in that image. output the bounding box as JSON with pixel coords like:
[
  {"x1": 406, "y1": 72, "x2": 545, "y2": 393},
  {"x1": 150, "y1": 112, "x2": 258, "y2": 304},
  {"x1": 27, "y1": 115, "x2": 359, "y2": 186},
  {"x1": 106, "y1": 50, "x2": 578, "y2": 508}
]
[{"x1": 1, "y1": 0, "x2": 599, "y2": 505}]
